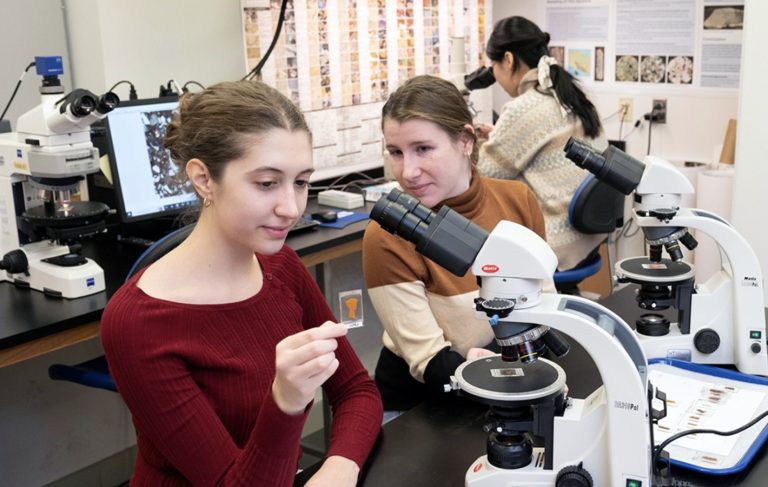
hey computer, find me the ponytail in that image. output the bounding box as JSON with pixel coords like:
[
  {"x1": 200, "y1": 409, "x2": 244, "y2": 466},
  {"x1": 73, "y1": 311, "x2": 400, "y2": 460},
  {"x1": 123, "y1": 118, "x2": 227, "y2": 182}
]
[
  {"x1": 487, "y1": 16, "x2": 602, "y2": 138},
  {"x1": 548, "y1": 65, "x2": 601, "y2": 138}
]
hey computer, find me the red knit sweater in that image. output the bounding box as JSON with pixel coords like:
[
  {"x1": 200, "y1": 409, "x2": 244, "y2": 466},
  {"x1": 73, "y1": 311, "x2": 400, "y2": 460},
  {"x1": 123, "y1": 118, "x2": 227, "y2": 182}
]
[{"x1": 101, "y1": 245, "x2": 382, "y2": 486}]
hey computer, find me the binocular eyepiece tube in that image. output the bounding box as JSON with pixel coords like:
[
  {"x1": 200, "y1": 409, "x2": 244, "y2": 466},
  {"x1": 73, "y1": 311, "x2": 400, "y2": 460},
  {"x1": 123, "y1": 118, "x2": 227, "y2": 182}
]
[
  {"x1": 563, "y1": 137, "x2": 645, "y2": 195},
  {"x1": 56, "y1": 89, "x2": 120, "y2": 119},
  {"x1": 464, "y1": 66, "x2": 496, "y2": 91},
  {"x1": 370, "y1": 188, "x2": 489, "y2": 277}
]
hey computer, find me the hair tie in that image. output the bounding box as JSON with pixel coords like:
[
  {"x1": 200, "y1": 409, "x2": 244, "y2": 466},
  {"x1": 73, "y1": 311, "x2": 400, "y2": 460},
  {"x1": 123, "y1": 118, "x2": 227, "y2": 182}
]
[
  {"x1": 536, "y1": 55, "x2": 570, "y2": 118},
  {"x1": 537, "y1": 55, "x2": 557, "y2": 89}
]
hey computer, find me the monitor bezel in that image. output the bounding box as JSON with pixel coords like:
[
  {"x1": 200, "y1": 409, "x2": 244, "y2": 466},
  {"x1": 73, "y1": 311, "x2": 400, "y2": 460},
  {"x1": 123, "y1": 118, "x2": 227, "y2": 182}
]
[{"x1": 103, "y1": 96, "x2": 198, "y2": 224}]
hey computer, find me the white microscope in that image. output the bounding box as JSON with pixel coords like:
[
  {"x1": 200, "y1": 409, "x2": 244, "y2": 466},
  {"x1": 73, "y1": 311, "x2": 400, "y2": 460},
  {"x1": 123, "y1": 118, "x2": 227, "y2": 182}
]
[
  {"x1": 564, "y1": 138, "x2": 768, "y2": 376},
  {"x1": 370, "y1": 189, "x2": 661, "y2": 486},
  {"x1": 0, "y1": 56, "x2": 118, "y2": 298}
]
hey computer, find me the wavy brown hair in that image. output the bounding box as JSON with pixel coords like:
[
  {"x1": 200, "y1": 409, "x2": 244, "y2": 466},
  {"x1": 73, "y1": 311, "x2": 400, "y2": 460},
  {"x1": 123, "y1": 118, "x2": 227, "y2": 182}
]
[
  {"x1": 164, "y1": 80, "x2": 310, "y2": 181},
  {"x1": 381, "y1": 75, "x2": 478, "y2": 165}
]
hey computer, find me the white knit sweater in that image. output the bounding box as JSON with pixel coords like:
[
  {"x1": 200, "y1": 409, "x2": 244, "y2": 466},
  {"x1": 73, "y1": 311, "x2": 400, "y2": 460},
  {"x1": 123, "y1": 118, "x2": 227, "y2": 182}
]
[{"x1": 478, "y1": 69, "x2": 607, "y2": 271}]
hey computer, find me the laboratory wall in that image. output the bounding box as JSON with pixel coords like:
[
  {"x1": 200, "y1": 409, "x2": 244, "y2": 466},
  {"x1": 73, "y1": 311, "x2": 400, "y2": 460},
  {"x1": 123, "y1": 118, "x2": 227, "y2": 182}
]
[
  {"x1": 0, "y1": 0, "x2": 73, "y2": 128},
  {"x1": 731, "y1": 0, "x2": 768, "y2": 303},
  {"x1": 63, "y1": 0, "x2": 246, "y2": 100}
]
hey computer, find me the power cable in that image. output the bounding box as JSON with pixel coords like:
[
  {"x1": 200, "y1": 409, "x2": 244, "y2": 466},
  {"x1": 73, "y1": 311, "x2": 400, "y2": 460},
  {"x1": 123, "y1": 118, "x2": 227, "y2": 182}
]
[
  {"x1": 242, "y1": 0, "x2": 289, "y2": 81},
  {"x1": 108, "y1": 80, "x2": 138, "y2": 100},
  {"x1": 653, "y1": 409, "x2": 768, "y2": 476},
  {"x1": 1, "y1": 61, "x2": 36, "y2": 122}
]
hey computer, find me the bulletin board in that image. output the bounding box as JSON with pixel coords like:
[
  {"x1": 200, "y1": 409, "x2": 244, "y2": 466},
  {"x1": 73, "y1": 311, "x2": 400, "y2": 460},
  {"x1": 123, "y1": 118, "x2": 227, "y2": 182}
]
[
  {"x1": 544, "y1": 0, "x2": 743, "y2": 90},
  {"x1": 241, "y1": 0, "x2": 493, "y2": 181}
]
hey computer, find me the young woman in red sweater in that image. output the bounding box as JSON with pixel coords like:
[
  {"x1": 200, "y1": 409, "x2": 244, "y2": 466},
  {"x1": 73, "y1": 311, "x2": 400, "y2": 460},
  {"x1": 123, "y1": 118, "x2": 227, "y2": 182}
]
[{"x1": 101, "y1": 80, "x2": 382, "y2": 486}]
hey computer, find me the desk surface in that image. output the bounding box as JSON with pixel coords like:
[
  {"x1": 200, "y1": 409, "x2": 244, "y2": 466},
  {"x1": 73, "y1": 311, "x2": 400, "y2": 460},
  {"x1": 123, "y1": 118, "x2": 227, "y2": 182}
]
[
  {"x1": 295, "y1": 286, "x2": 768, "y2": 487},
  {"x1": 0, "y1": 200, "x2": 373, "y2": 366}
]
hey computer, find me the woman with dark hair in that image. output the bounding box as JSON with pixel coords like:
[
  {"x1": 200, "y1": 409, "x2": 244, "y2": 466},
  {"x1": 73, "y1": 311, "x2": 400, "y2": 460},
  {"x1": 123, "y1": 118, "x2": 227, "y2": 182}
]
[{"x1": 477, "y1": 16, "x2": 607, "y2": 272}]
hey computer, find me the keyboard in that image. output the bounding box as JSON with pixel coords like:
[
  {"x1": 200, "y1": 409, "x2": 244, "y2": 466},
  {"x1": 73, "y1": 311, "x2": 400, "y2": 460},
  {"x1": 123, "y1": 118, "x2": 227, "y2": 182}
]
[{"x1": 288, "y1": 217, "x2": 320, "y2": 234}]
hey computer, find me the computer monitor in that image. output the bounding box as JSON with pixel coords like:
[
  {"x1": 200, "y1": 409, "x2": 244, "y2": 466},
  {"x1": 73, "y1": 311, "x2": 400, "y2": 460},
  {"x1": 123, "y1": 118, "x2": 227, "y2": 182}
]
[{"x1": 102, "y1": 97, "x2": 198, "y2": 223}]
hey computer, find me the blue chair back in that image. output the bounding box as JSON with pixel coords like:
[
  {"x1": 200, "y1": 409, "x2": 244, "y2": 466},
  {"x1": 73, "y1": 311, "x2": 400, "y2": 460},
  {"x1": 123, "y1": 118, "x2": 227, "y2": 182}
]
[
  {"x1": 48, "y1": 224, "x2": 195, "y2": 392},
  {"x1": 554, "y1": 174, "x2": 625, "y2": 291}
]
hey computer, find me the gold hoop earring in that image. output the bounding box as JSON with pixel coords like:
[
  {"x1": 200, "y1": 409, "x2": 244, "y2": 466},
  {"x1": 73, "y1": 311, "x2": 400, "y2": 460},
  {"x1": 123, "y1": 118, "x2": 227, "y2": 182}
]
[{"x1": 203, "y1": 197, "x2": 212, "y2": 208}]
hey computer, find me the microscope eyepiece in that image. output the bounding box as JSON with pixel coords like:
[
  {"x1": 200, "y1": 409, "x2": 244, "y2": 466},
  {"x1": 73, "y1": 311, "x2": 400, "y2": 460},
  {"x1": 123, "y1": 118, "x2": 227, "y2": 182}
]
[
  {"x1": 96, "y1": 91, "x2": 120, "y2": 114},
  {"x1": 56, "y1": 89, "x2": 99, "y2": 118},
  {"x1": 69, "y1": 94, "x2": 96, "y2": 117},
  {"x1": 563, "y1": 137, "x2": 605, "y2": 173},
  {"x1": 370, "y1": 189, "x2": 489, "y2": 276},
  {"x1": 370, "y1": 188, "x2": 433, "y2": 243},
  {"x1": 464, "y1": 66, "x2": 496, "y2": 91},
  {"x1": 564, "y1": 137, "x2": 645, "y2": 195}
]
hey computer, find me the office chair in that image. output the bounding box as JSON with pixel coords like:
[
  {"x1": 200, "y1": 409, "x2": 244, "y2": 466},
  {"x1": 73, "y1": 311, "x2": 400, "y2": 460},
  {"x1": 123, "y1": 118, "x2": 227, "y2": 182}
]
[
  {"x1": 47, "y1": 224, "x2": 195, "y2": 391},
  {"x1": 553, "y1": 174, "x2": 625, "y2": 294}
]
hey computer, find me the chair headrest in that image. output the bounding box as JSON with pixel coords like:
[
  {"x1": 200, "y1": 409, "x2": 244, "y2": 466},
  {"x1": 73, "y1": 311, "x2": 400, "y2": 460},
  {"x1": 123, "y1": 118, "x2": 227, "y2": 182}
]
[{"x1": 568, "y1": 174, "x2": 625, "y2": 234}]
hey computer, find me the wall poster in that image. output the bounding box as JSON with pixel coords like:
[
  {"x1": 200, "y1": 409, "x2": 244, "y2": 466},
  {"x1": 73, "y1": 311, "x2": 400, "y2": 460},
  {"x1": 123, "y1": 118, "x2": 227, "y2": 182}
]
[{"x1": 242, "y1": 0, "x2": 493, "y2": 181}]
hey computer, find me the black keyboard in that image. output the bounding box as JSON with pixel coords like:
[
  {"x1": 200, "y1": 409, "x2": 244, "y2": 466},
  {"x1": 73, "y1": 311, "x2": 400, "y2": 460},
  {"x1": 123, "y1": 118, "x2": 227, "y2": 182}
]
[{"x1": 288, "y1": 217, "x2": 320, "y2": 234}]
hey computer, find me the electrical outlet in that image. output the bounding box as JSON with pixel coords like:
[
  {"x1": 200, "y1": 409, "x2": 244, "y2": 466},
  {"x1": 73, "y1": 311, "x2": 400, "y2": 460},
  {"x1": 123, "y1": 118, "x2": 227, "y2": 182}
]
[
  {"x1": 651, "y1": 98, "x2": 667, "y2": 124},
  {"x1": 618, "y1": 97, "x2": 633, "y2": 122}
]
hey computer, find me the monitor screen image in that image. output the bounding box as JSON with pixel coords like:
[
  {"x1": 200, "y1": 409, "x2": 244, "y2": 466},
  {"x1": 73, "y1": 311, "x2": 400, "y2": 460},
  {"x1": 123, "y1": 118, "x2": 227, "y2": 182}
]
[{"x1": 103, "y1": 97, "x2": 198, "y2": 223}]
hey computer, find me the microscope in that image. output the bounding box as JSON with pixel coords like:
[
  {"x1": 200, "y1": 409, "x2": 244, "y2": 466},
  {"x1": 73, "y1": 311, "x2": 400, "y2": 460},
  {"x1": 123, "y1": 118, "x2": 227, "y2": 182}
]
[
  {"x1": 564, "y1": 138, "x2": 768, "y2": 376},
  {"x1": 0, "y1": 56, "x2": 118, "y2": 298},
  {"x1": 371, "y1": 189, "x2": 659, "y2": 486},
  {"x1": 449, "y1": 66, "x2": 496, "y2": 94}
]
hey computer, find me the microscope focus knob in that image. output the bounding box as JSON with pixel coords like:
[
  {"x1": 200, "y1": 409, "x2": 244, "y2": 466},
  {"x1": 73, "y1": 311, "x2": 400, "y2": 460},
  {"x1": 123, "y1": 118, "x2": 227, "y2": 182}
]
[
  {"x1": 694, "y1": 328, "x2": 720, "y2": 354},
  {"x1": 556, "y1": 464, "x2": 593, "y2": 487},
  {"x1": 751, "y1": 342, "x2": 762, "y2": 354},
  {"x1": 0, "y1": 249, "x2": 29, "y2": 274}
]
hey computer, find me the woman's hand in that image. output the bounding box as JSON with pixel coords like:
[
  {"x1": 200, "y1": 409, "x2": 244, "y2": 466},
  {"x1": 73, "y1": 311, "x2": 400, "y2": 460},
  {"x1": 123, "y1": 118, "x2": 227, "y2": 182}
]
[
  {"x1": 272, "y1": 321, "x2": 348, "y2": 415},
  {"x1": 466, "y1": 347, "x2": 496, "y2": 361},
  {"x1": 304, "y1": 455, "x2": 360, "y2": 487}
]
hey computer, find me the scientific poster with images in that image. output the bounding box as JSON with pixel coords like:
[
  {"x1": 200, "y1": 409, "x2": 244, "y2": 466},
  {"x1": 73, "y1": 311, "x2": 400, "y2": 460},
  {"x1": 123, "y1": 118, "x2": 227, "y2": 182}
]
[
  {"x1": 546, "y1": 0, "x2": 609, "y2": 83},
  {"x1": 544, "y1": 0, "x2": 743, "y2": 89},
  {"x1": 614, "y1": 0, "x2": 696, "y2": 85},
  {"x1": 700, "y1": 1, "x2": 744, "y2": 88},
  {"x1": 241, "y1": 0, "x2": 492, "y2": 180}
]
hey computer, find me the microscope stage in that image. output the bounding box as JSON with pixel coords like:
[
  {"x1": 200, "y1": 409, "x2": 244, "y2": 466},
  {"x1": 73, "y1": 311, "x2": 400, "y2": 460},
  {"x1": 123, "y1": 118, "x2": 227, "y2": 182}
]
[
  {"x1": 22, "y1": 200, "x2": 110, "y2": 227},
  {"x1": 617, "y1": 256, "x2": 695, "y2": 284},
  {"x1": 454, "y1": 356, "x2": 566, "y2": 404}
]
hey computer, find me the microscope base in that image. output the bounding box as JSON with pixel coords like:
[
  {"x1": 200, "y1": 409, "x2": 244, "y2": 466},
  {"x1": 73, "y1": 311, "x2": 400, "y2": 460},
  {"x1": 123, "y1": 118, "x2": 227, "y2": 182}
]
[
  {"x1": 465, "y1": 387, "x2": 649, "y2": 486},
  {"x1": 636, "y1": 271, "x2": 768, "y2": 376},
  {"x1": 2, "y1": 241, "x2": 105, "y2": 299}
]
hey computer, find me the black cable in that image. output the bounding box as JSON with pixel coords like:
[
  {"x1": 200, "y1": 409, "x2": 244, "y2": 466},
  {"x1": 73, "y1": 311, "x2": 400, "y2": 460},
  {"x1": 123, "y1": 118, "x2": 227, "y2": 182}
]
[
  {"x1": 622, "y1": 119, "x2": 642, "y2": 141},
  {"x1": 652, "y1": 409, "x2": 768, "y2": 475},
  {"x1": 108, "y1": 80, "x2": 138, "y2": 100},
  {"x1": 619, "y1": 217, "x2": 641, "y2": 239},
  {"x1": 601, "y1": 108, "x2": 621, "y2": 122},
  {"x1": 182, "y1": 80, "x2": 206, "y2": 93},
  {"x1": 309, "y1": 172, "x2": 385, "y2": 193},
  {"x1": 1, "y1": 61, "x2": 36, "y2": 122},
  {"x1": 646, "y1": 116, "x2": 653, "y2": 155},
  {"x1": 242, "y1": 0, "x2": 289, "y2": 81}
]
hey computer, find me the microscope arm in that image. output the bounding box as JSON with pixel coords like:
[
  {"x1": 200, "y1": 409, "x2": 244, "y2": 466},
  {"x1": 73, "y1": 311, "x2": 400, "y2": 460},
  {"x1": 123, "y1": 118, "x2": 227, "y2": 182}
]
[
  {"x1": 634, "y1": 207, "x2": 763, "y2": 285},
  {"x1": 499, "y1": 294, "x2": 650, "y2": 480},
  {"x1": 635, "y1": 207, "x2": 767, "y2": 373}
]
